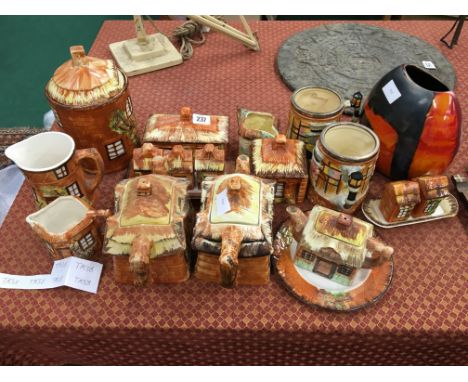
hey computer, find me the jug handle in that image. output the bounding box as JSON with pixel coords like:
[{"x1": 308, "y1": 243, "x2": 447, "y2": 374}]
[{"x1": 75, "y1": 148, "x2": 104, "y2": 195}]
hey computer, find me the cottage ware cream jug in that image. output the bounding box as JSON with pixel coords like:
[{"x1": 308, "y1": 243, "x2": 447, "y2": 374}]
[
  {"x1": 5, "y1": 131, "x2": 104, "y2": 208},
  {"x1": 26, "y1": 196, "x2": 110, "y2": 260}
]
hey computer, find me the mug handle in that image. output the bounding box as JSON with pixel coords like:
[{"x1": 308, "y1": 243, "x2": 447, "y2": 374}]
[{"x1": 75, "y1": 148, "x2": 104, "y2": 195}]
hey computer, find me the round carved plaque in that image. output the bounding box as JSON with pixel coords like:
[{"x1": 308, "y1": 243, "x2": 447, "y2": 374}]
[{"x1": 276, "y1": 24, "x2": 456, "y2": 99}]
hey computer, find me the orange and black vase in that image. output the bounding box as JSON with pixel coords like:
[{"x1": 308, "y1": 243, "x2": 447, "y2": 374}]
[{"x1": 361, "y1": 64, "x2": 461, "y2": 180}]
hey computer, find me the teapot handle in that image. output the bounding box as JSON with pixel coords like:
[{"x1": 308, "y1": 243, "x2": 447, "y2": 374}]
[{"x1": 75, "y1": 148, "x2": 104, "y2": 197}]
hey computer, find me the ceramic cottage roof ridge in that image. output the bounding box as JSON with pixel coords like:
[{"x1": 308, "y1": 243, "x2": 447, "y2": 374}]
[
  {"x1": 416, "y1": 176, "x2": 450, "y2": 199},
  {"x1": 104, "y1": 175, "x2": 189, "y2": 259},
  {"x1": 194, "y1": 144, "x2": 225, "y2": 171},
  {"x1": 387, "y1": 181, "x2": 421, "y2": 205},
  {"x1": 252, "y1": 137, "x2": 306, "y2": 178},
  {"x1": 192, "y1": 173, "x2": 275, "y2": 256},
  {"x1": 46, "y1": 49, "x2": 126, "y2": 107},
  {"x1": 144, "y1": 112, "x2": 229, "y2": 144},
  {"x1": 301, "y1": 206, "x2": 373, "y2": 268}
]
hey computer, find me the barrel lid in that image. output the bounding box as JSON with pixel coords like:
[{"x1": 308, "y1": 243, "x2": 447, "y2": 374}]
[
  {"x1": 320, "y1": 122, "x2": 380, "y2": 162},
  {"x1": 292, "y1": 87, "x2": 344, "y2": 118},
  {"x1": 46, "y1": 45, "x2": 125, "y2": 107}
]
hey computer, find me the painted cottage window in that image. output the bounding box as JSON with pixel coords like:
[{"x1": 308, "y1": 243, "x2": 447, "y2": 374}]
[
  {"x1": 106, "y1": 140, "x2": 126, "y2": 160},
  {"x1": 79, "y1": 232, "x2": 95, "y2": 250},
  {"x1": 54, "y1": 165, "x2": 68, "y2": 179},
  {"x1": 397, "y1": 205, "x2": 413, "y2": 219},
  {"x1": 66, "y1": 182, "x2": 82, "y2": 197},
  {"x1": 321, "y1": 162, "x2": 342, "y2": 193},
  {"x1": 424, "y1": 199, "x2": 441, "y2": 214},
  {"x1": 275, "y1": 182, "x2": 285, "y2": 198},
  {"x1": 337, "y1": 265, "x2": 353, "y2": 276}
]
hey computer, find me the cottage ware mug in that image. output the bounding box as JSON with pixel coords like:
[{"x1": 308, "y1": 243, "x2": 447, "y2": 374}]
[
  {"x1": 6, "y1": 131, "x2": 104, "y2": 208},
  {"x1": 308, "y1": 122, "x2": 380, "y2": 214}
]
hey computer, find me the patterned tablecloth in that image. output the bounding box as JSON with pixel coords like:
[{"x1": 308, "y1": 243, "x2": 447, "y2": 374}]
[{"x1": 0, "y1": 20, "x2": 466, "y2": 365}]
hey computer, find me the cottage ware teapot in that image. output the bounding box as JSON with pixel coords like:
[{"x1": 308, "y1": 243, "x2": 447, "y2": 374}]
[{"x1": 6, "y1": 131, "x2": 104, "y2": 208}]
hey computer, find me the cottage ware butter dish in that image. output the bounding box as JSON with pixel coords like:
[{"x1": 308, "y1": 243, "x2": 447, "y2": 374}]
[
  {"x1": 26, "y1": 196, "x2": 110, "y2": 261},
  {"x1": 104, "y1": 174, "x2": 192, "y2": 286},
  {"x1": 45, "y1": 45, "x2": 139, "y2": 173},
  {"x1": 274, "y1": 205, "x2": 394, "y2": 311},
  {"x1": 192, "y1": 156, "x2": 275, "y2": 288}
]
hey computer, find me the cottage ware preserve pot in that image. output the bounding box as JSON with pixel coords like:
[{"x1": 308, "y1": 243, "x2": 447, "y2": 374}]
[
  {"x1": 309, "y1": 122, "x2": 380, "y2": 214},
  {"x1": 104, "y1": 175, "x2": 192, "y2": 286},
  {"x1": 26, "y1": 196, "x2": 110, "y2": 261},
  {"x1": 288, "y1": 86, "x2": 344, "y2": 157},
  {"x1": 192, "y1": 156, "x2": 275, "y2": 288},
  {"x1": 45, "y1": 45, "x2": 139, "y2": 173},
  {"x1": 5, "y1": 131, "x2": 104, "y2": 208},
  {"x1": 361, "y1": 64, "x2": 461, "y2": 179},
  {"x1": 251, "y1": 134, "x2": 308, "y2": 204}
]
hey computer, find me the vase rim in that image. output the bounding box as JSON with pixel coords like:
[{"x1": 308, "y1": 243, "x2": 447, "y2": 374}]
[{"x1": 403, "y1": 64, "x2": 450, "y2": 93}]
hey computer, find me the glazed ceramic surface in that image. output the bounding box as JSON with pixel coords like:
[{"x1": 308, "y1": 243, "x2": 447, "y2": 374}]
[
  {"x1": 274, "y1": 216, "x2": 394, "y2": 311},
  {"x1": 288, "y1": 87, "x2": 344, "y2": 157},
  {"x1": 6, "y1": 132, "x2": 104, "y2": 208},
  {"x1": 192, "y1": 172, "x2": 275, "y2": 287},
  {"x1": 26, "y1": 196, "x2": 108, "y2": 260},
  {"x1": 362, "y1": 64, "x2": 461, "y2": 180},
  {"x1": 237, "y1": 107, "x2": 279, "y2": 156},
  {"x1": 251, "y1": 134, "x2": 308, "y2": 203},
  {"x1": 104, "y1": 174, "x2": 192, "y2": 286},
  {"x1": 309, "y1": 122, "x2": 379, "y2": 214},
  {"x1": 45, "y1": 46, "x2": 139, "y2": 173}
]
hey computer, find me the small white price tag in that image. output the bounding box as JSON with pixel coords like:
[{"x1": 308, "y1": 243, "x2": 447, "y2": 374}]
[
  {"x1": 216, "y1": 188, "x2": 231, "y2": 215},
  {"x1": 422, "y1": 60, "x2": 436, "y2": 69},
  {"x1": 0, "y1": 257, "x2": 103, "y2": 294},
  {"x1": 382, "y1": 80, "x2": 402, "y2": 105},
  {"x1": 192, "y1": 113, "x2": 211, "y2": 125}
]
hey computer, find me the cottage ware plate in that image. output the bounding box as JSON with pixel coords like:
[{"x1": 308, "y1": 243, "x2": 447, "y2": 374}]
[
  {"x1": 273, "y1": 215, "x2": 394, "y2": 311},
  {"x1": 362, "y1": 194, "x2": 459, "y2": 228}
]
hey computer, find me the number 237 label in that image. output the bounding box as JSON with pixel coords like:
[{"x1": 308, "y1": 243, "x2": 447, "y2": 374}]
[{"x1": 192, "y1": 113, "x2": 211, "y2": 125}]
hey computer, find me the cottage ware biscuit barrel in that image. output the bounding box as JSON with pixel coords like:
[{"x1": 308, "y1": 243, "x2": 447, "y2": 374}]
[
  {"x1": 45, "y1": 45, "x2": 139, "y2": 173},
  {"x1": 309, "y1": 122, "x2": 380, "y2": 214},
  {"x1": 288, "y1": 87, "x2": 344, "y2": 157}
]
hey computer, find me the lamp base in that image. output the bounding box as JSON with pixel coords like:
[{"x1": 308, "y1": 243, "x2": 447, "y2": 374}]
[{"x1": 109, "y1": 33, "x2": 183, "y2": 76}]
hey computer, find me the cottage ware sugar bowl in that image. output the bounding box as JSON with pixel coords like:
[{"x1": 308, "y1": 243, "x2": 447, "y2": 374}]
[
  {"x1": 192, "y1": 156, "x2": 275, "y2": 288},
  {"x1": 6, "y1": 131, "x2": 104, "y2": 208},
  {"x1": 26, "y1": 196, "x2": 110, "y2": 260},
  {"x1": 45, "y1": 45, "x2": 139, "y2": 173},
  {"x1": 104, "y1": 175, "x2": 192, "y2": 286},
  {"x1": 251, "y1": 134, "x2": 308, "y2": 204}
]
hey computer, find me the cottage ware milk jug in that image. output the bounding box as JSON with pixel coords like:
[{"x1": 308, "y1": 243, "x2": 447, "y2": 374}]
[{"x1": 5, "y1": 131, "x2": 104, "y2": 208}]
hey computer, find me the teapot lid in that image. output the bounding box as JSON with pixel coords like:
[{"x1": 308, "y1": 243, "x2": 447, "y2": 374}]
[{"x1": 46, "y1": 45, "x2": 125, "y2": 107}]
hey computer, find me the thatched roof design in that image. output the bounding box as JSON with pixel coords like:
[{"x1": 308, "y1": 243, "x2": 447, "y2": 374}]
[
  {"x1": 192, "y1": 173, "x2": 275, "y2": 258},
  {"x1": 301, "y1": 206, "x2": 373, "y2": 268},
  {"x1": 194, "y1": 144, "x2": 225, "y2": 172},
  {"x1": 104, "y1": 175, "x2": 190, "y2": 258},
  {"x1": 46, "y1": 47, "x2": 125, "y2": 106},
  {"x1": 385, "y1": 181, "x2": 421, "y2": 206},
  {"x1": 415, "y1": 176, "x2": 450, "y2": 200},
  {"x1": 144, "y1": 108, "x2": 229, "y2": 144},
  {"x1": 252, "y1": 136, "x2": 306, "y2": 178}
]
